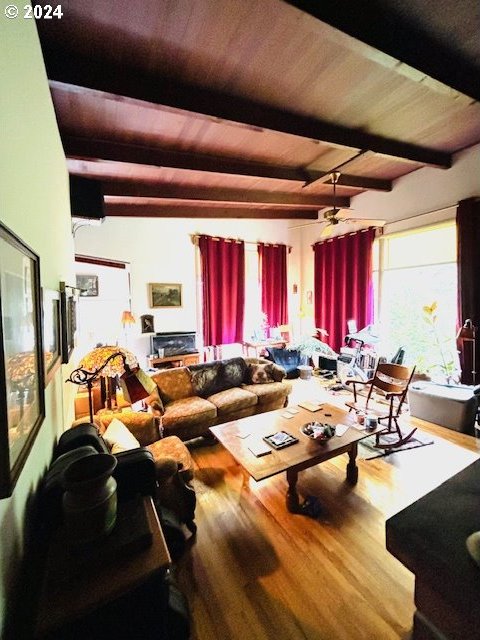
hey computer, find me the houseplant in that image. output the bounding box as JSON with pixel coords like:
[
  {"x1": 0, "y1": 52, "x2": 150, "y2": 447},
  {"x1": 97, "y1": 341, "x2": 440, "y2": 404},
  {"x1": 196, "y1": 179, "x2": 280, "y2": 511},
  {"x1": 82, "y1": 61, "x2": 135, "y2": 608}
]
[{"x1": 422, "y1": 301, "x2": 459, "y2": 384}]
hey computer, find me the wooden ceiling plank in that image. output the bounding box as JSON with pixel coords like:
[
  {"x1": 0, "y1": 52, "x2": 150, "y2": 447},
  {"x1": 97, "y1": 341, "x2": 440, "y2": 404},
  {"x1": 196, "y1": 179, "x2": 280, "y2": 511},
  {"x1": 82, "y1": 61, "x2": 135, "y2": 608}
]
[
  {"x1": 65, "y1": 135, "x2": 391, "y2": 191},
  {"x1": 284, "y1": 0, "x2": 480, "y2": 104},
  {"x1": 101, "y1": 180, "x2": 350, "y2": 207},
  {"x1": 104, "y1": 202, "x2": 319, "y2": 219},
  {"x1": 43, "y1": 48, "x2": 452, "y2": 168}
]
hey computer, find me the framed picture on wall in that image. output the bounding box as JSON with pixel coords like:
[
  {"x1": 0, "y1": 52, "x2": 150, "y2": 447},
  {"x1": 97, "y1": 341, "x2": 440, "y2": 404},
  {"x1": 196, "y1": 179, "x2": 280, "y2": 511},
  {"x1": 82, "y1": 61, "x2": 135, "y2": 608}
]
[
  {"x1": 76, "y1": 274, "x2": 99, "y2": 297},
  {"x1": 149, "y1": 283, "x2": 182, "y2": 308},
  {"x1": 140, "y1": 314, "x2": 155, "y2": 333},
  {"x1": 42, "y1": 288, "x2": 62, "y2": 386},
  {"x1": 60, "y1": 282, "x2": 81, "y2": 363},
  {"x1": 0, "y1": 222, "x2": 45, "y2": 498}
]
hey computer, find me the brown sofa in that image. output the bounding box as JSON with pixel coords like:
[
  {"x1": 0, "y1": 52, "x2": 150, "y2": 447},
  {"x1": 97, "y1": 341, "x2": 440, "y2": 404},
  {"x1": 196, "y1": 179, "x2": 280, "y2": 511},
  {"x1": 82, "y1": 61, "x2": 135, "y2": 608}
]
[{"x1": 147, "y1": 356, "x2": 292, "y2": 441}]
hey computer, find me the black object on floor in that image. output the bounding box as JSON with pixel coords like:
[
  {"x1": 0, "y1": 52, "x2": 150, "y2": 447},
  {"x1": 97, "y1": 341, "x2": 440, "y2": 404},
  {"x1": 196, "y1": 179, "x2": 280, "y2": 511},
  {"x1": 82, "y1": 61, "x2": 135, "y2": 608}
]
[
  {"x1": 157, "y1": 505, "x2": 187, "y2": 561},
  {"x1": 300, "y1": 495, "x2": 323, "y2": 518}
]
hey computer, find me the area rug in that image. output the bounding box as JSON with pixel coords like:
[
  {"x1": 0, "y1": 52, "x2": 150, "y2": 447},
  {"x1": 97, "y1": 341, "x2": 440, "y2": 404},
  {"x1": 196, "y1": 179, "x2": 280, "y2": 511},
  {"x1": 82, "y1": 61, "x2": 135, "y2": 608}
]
[{"x1": 358, "y1": 431, "x2": 434, "y2": 460}]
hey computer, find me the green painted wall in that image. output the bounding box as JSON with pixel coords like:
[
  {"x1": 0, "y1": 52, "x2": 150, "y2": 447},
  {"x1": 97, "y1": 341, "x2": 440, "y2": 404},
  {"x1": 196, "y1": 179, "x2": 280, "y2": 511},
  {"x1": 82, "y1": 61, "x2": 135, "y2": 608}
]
[{"x1": 0, "y1": 14, "x2": 74, "y2": 637}]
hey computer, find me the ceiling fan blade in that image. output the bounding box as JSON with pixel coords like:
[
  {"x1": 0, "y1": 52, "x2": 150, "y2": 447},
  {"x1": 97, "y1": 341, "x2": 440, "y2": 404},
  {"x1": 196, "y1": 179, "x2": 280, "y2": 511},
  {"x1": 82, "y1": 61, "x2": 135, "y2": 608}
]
[
  {"x1": 320, "y1": 224, "x2": 333, "y2": 238},
  {"x1": 342, "y1": 217, "x2": 386, "y2": 226}
]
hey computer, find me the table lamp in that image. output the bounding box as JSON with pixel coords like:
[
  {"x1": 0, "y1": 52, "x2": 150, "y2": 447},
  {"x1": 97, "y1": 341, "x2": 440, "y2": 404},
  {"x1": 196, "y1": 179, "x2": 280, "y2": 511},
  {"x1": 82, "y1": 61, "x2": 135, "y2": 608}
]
[{"x1": 67, "y1": 345, "x2": 150, "y2": 422}]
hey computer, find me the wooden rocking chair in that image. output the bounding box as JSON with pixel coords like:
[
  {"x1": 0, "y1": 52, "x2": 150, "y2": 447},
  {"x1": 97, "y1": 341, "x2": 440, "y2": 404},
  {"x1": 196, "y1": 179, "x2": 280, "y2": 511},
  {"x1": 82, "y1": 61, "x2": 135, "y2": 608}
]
[{"x1": 345, "y1": 363, "x2": 416, "y2": 449}]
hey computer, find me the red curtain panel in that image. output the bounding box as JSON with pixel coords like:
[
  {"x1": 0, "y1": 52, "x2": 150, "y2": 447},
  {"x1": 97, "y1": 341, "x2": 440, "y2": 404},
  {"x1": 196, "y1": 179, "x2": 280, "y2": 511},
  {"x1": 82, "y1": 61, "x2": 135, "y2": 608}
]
[
  {"x1": 313, "y1": 228, "x2": 375, "y2": 352},
  {"x1": 456, "y1": 197, "x2": 480, "y2": 384},
  {"x1": 199, "y1": 235, "x2": 245, "y2": 346},
  {"x1": 258, "y1": 243, "x2": 288, "y2": 328}
]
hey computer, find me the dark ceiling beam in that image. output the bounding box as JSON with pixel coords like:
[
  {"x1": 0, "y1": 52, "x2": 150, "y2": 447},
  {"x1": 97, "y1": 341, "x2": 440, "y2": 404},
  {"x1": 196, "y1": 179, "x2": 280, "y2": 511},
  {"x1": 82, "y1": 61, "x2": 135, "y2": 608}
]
[
  {"x1": 42, "y1": 46, "x2": 452, "y2": 168},
  {"x1": 285, "y1": 0, "x2": 480, "y2": 103},
  {"x1": 65, "y1": 136, "x2": 391, "y2": 192},
  {"x1": 100, "y1": 180, "x2": 350, "y2": 208},
  {"x1": 104, "y1": 202, "x2": 319, "y2": 219}
]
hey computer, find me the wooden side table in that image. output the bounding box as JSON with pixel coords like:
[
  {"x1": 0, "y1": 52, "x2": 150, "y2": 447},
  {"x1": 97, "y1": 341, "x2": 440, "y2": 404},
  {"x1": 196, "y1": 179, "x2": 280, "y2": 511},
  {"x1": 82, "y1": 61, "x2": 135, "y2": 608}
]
[
  {"x1": 35, "y1": 496, "x2": 171, "y2": 639},
  {"x1": 242, "y1": 340, "x2": 287, "y2": 358},
  {"x1": 148, "y1": 352, "x2": 200, "y2": 369}
]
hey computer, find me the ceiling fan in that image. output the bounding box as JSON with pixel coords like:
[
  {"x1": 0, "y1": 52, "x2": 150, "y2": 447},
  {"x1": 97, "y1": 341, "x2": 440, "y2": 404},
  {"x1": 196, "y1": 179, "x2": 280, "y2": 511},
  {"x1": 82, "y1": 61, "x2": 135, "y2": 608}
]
[{"x1": 319, "y1": 172, "x2": 386, "y2": 237}]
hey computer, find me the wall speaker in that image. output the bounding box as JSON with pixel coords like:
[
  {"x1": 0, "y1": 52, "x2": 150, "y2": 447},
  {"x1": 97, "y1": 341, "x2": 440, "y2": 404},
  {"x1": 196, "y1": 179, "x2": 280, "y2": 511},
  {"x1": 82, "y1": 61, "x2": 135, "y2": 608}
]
[{"x1": 69, "y1": 176, "x2": 104, "y2": 220}]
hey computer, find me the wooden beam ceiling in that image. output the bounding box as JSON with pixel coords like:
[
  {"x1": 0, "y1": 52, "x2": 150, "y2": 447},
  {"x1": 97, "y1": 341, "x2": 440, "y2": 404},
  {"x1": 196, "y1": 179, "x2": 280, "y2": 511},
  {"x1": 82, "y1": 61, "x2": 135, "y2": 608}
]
[
  {"x1": 104, "y1": 203, "x2": 319, "y2": 219},
  {"x1": 64, "y1": 136, "x2": 391, "y2": 193},
  {"x1": 43, "y1": 47, "x2": 453, "y2": 168},
  {"x1": 285, "y1": 0, "x2": 480, "y2": 103},
  {"x1": 100, "y1": 181, "x2": 350, "y2": 208}
]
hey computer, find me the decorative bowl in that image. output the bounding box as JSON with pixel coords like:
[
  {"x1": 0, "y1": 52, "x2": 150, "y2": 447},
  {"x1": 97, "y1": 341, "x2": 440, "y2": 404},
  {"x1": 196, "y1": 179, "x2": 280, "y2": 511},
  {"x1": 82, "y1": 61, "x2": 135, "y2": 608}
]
[{"x1": 301, "y1": 421, "x2": 336, "y2": 442}]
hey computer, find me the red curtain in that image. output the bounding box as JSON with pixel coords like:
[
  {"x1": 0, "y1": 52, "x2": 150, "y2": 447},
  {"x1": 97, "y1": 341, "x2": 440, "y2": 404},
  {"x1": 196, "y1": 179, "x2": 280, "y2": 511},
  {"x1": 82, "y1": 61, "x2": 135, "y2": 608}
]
[
  {"x1": 258, "y1": 243, "x2": 288, "y2": 328},
  {"x1": 313, "y1": 228, "x2": 375, "y2": 352},
  {"x1": 199, "y1": 235, "x2": 245, "y2": 346},
  {"x1": 456, "y1": 197, "x2": 480, "y2": 384}
]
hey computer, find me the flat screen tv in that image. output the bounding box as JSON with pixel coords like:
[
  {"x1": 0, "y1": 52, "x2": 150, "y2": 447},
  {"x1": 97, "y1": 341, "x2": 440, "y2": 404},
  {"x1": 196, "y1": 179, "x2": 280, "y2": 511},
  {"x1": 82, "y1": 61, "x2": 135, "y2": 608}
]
[{"x1": 151, "y1": 332, "x2": 197, "y2": 357}]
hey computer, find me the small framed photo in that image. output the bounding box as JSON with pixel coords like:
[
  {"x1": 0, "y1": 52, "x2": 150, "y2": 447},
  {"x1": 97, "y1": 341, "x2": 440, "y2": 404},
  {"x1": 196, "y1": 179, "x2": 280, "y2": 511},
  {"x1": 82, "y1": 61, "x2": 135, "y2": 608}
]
[
  {"x1": 149, "y1": 283, "x2": 182, "y2": 308},
  {"x1": 140, "y1": 314, "x2": 155, "y2": 333},
  {"x1": 76, "y1": 274, "x2": 99, "y2": 297}
]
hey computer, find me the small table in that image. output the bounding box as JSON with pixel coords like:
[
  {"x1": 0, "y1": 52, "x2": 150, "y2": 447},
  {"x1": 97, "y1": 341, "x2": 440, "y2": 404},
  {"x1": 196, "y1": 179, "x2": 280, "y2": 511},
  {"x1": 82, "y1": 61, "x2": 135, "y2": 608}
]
[
  {"x1": 210, "y1": 403, "x2": 383, "y2": 514},
  {"x1": 35, "y1": 497, "x2": 171, "y2": 638},
  {"x1": 242, "y1": 340, "x2": 287, "y2": 358}
]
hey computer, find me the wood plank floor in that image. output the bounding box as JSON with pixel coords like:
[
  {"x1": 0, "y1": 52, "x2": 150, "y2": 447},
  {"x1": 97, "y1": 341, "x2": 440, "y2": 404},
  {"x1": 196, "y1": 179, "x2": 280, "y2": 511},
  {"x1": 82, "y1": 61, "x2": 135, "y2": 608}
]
[{"x1": 176, "y1": 381, "x2": 480, "y2": 640}]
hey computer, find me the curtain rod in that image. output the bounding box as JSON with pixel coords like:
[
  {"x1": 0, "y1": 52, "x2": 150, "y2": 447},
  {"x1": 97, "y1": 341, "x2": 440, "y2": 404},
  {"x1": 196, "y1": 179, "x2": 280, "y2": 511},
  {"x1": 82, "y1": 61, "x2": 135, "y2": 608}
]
[
  {"x1": 311, "y1": 227, "x2": 378, "y2": 248},
  {"x1": 190, "y1": 234, "x2": 292, "y2": 251}
]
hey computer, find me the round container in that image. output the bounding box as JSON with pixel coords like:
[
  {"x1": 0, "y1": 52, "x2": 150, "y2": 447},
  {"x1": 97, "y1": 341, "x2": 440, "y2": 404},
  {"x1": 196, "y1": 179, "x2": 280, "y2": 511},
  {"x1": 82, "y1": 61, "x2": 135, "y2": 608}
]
[
  {"x1": 298, "y1": 365, "x2": 314, "y2": 380},
  {"x1": 365, "y1": 415, "x2": 378, "y2": 431},
  {"x1": 62, "y1": 453, "x2": 118, "y2": 546}
]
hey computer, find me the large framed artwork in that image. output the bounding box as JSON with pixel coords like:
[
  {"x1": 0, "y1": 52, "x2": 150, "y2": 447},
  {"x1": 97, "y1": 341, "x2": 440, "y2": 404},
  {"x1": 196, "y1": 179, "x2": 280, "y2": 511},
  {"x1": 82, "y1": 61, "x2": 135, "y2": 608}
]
[
  {"x1": 149, "y1": 283, "x2": 182, "y2": 308},
  {"x1": 0, "y1": 222, "x2": 45, "y2": 498},
  {"x1": 42, "y1": 288, "x2": 62, "y2": 386},
  {"x1": 60, "y1": 282, "x2": 81, "y2": 363}
]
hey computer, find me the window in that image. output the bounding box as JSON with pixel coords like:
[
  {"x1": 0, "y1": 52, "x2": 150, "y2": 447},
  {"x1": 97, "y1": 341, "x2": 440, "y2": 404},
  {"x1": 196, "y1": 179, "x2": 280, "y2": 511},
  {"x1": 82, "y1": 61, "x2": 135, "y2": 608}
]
[{"x1": 374, "y1": 223, "x2": 458, "y2": 377}]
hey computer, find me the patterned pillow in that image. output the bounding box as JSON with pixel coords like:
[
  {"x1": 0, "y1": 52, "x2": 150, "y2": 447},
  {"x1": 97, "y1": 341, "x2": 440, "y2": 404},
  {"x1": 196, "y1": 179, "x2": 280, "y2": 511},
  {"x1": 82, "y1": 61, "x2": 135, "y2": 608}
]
[
  {"x1": 222, "y1": 357, "x2": 247, "y2": 388},
  {"x1": 189, "y1": 361, "x2": 224, "y2": 398},
  {"x1": 248, "y1": 363, "x2": 276, "y2": 385}
]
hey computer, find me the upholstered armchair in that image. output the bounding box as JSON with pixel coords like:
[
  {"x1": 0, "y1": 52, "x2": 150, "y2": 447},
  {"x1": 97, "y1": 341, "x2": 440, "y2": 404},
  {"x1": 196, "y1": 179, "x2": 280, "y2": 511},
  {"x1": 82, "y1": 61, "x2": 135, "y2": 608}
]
[{"x1": 68, "y1": 411, "x2": 196, "y2": 533}]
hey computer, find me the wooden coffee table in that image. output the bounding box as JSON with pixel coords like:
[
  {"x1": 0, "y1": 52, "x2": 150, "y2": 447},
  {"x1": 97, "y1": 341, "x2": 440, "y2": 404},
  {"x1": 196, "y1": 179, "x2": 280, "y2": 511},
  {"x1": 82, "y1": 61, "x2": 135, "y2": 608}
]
[{"x1": 210, "y1": 403, "x2": 384, "y2": 515}]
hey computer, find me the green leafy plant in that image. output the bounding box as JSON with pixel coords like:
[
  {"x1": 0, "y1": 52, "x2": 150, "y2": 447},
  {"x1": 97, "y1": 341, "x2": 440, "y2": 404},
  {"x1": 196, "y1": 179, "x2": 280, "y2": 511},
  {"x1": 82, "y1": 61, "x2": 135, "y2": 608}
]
[
  {"x1": 422, "y1": 301, "x2": 458, "y2": 383},
  {"x1": 290, "y1": 329, "x2": 336, "y2": 359}
]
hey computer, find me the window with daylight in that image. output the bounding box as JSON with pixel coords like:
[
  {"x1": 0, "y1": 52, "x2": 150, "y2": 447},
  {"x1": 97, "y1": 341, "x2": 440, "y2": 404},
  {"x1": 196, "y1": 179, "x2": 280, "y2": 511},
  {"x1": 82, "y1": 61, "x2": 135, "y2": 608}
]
[{"x1": 374, "y1": 223, "x2": 458, "y2": 378}]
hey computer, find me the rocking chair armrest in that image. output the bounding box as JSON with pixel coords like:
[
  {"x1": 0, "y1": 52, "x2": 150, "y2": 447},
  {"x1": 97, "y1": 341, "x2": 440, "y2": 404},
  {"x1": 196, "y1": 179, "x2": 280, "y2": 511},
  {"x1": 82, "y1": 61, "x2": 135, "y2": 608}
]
[
  {"x1": 384, "y1": 391, "x2": 404, "y2": 399},
  {"x1": 346, "y1": 378, "x2": 373, "y2": 387}
]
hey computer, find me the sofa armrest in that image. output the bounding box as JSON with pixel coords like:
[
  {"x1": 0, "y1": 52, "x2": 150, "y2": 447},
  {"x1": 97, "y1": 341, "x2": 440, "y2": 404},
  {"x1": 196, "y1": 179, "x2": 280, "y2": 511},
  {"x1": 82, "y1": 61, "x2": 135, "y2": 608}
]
[{"x1": 114, "y1": 448, "x2": 157, "y2": 500}]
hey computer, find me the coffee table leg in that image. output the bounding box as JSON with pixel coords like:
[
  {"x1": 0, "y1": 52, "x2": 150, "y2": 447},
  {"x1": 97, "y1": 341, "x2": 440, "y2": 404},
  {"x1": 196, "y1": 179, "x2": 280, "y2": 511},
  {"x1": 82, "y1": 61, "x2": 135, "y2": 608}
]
[
  {"x1": 346, "y1": 443, "x2": 359, "y2": 485},
  {"x1": 286, "y1": 469, "x2": 300, "y2": 513}
]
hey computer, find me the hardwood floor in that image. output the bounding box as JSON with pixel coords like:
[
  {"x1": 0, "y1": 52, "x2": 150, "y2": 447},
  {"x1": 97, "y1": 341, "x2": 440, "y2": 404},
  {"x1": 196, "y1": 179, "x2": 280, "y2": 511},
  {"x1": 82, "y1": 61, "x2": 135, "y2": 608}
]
[{"x1": 177, "y1": 381, "x2": 480, "y2": 640}]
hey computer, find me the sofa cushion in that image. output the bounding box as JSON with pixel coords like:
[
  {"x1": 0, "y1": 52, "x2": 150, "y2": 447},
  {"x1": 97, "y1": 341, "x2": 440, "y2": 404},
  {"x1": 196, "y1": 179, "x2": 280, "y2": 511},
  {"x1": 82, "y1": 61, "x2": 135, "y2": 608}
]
[
  {"x1": 242, "y1": 381, "x2": 290, "y2": 406},
  {"x1": 189, "y1": 361, "x2": 224, "y2": 398},
  {"x1": 103, "y1": 417, "x2": 140, "y2": 454},
  {"x1": 152, "y1": 367, "x2": 194, "y2": 404},
  {"x1": 207, "y1": 387, "x2": 257, "y2": 416},
  {"x1": 162, "y1": 396, "x2": 217, "y2": 433}
]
